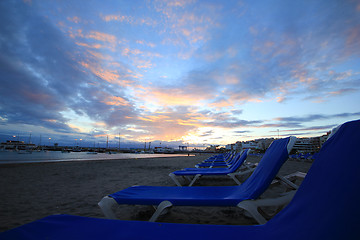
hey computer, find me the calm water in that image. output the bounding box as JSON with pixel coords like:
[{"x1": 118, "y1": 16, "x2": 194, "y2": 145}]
[{"x1": 0, "y1": 151, "x2": 191, "y2": 164}]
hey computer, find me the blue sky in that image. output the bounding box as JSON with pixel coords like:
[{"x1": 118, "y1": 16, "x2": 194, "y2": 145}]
[{"x1": 0, "y1": 0, "x2": 359, "y2": 148}]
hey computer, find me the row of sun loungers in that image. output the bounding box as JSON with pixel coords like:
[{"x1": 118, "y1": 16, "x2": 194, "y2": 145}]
[
  {"x1": 1, "y1": 119, "x2": 359, "y2": 239},
  {"x1": 169, "y1": 149, "x2": 253, "y2": 186}
]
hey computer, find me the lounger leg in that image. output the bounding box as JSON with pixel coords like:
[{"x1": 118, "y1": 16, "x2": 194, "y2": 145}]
[
  {"x1": 237, "y1": 201, "x2": 267, "y2": 225},
  {"x1": 237, "y1": 191, "x2": 296, "y2": 224},
  {"x1": 98, "y1": 196, "x2": 118, "y2": 219},
  {"x1": 228, "y1": 168, "x2": 255, "y2": 185},
  {"x1": 169, "y1": 173, "x2": 183, "y2": 186},
  {"x1": 149, "y1": 201, "x2": 173, "y2": 222},
  {"x1": 228, "y1": 173, "x2": 242, "y2": 185},
  {"x1": 184, "y1": 176, "x2": 192, "y2": 182},
  {"x1": 188, "y1": 174, "x2": 201, "y2": 187},
  {"x1": 276, "y1": 175, "x2": 299, "y2": 190}
]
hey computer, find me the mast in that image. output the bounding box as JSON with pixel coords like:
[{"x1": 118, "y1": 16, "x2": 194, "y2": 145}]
[
  {"x1": 118, "y1": 132, "x2": 120, "y2": 151},
  {"x1": 106, "y1": 135, "x2": 109, "y2": 150}
]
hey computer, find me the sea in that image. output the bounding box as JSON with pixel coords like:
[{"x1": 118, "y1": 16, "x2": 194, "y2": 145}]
[{"x1": 0, "y1": 151, "x2": 191, "y2": 164}]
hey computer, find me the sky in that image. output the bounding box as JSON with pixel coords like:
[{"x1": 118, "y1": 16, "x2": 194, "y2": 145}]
[{"x1": 0, "y1": 0, "x2": 360, "y2": 149}]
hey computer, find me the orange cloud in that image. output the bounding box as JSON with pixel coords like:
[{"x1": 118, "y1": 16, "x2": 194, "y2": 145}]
[
  {"x1": 87, "y1": 50, "x2": 113, "y2": 61},
  {"x1": 144, "y1": 89, "x2": 202, "y2": 106},
  {"x1": 76, "y1": 42, "x2": 103, "y2": 49},
  {"x1": 79, "y1": 62, "x2": 133, "y2": 87},
  {"x1": 133, "y1": 59, "x2": 153, "y2": 69},
  {"x1": 228, "y1": 91, "x2": 263, "y2": 104},
  {"x1": 101, "y1": 14, "x2": 156, "y2": 26},
  {"x1": 209, "y1": 99, "x2": 233, "y2": 109},
  {"x1": 138, "y1": 115, "x2": 170, "y2": 122},
  {"x1": 167, "y1": 0, "x2": 195, "y2": 7},
  {"x1": 291, "y1": 68, "x2": 318, "y2": 87},
  {"x1": 136, "y1": 40, "x2": 156, "y2": 48},
  {"x1": 276, "y1": 96, "x2": 285, "y2": 103},
  {"x1": 103, "y1": 14, "x2": 130, "y2": 22},
  {"x1": 44, "y1": 119, "x2": 57, "y2": 123},
  {"x1": 96, "y1": 70, "x2": 122, "y2": 84},
  {"x1": 86, "y1": 31, "x2": 116, "y2": 43},
  {"x1": 101, "y1": 96, "x2": 130, "y2": 106}
]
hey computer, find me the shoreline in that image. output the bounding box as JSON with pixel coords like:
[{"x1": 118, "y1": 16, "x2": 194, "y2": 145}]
[
  {"x1": 0, "y1": 154, "x2": 312, "y2": 232},
  {"x1": 0, "y1": 151, "x2": 203, "y2": 165}
]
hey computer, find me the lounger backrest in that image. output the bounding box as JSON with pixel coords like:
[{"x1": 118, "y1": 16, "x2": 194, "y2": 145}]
[
  {"x1": 266, "y1": 119, "x2": 360, "y2": 239},
  {"x1": 232, "y1": 137, "x2": 293, "y2": 199},
  {"x1": 228, "y1": 149, "x2": 249, "y2": 171},
  {"x1": 224, "y1": 152, "x2": 238, "y2": 165}
]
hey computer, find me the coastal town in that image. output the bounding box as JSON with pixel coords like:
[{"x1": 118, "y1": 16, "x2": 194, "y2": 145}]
[{"x1": 0, "y1": 131, "x2": 330, "y2": 156}]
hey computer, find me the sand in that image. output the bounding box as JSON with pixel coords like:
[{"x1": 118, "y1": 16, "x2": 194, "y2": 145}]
[{"x1": 0, "y1": 154, "x2": 313, "y2": 232}]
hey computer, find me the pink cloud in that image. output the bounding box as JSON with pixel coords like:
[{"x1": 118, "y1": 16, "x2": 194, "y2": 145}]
[
  {"x1": 79, "y1": 62, "x2": 133, "y2": 87},
  {"x1": 86, "y1": 31, "x2": 116, "y2": 44},
  {"x1": 67, "y1": 16, "x2": 81, "y2": 24},
  {"x1": 102, "y1": 14, "x2": 130, "y2": 22},
  {"x1": 136, "y1": 87, "x2": 209, "y2": 107},
  {"x1": 101, "y1": 96, "x2": 130, "y2": 106},
  {"x1": 101, "y1": 14, "x2": 156, "y2": 26},
  {"x1": 76, "y1": 42, "x2": 103, "y2": 49},
  {"x1": 346, "y1": 25, "x2": 360, "y2": 55}
]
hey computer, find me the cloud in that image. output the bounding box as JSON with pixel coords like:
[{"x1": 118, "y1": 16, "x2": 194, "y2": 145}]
[
  {"x1": 67, "y1": 16, "x2": 81, "y2": 23},
  {"x1": 278, "y1": 125, "x2": 336, "y2": 133},
  {"x1": 101, "y1": 14, "x2": 157, "y2": 26},
  {"x1": 0, "y1": 1, "x2": 139, "y2": 139},
  {"x1": 199, "y1": 130, "x2": 214, "y2": 137},
  {"x1": 270, "y1": 112, "x2": 360, "y2": 130},
  {"x1": 0, "y1": 2, "x2": 82, "y2": 132},
  {"x1": 185, "y1": 1, "x2": 360, "y2": 105}
]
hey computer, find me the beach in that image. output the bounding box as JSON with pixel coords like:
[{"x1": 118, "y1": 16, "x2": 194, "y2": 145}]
[{"x1": 0, "y1": 154, "x2": 312, "y2": 232}]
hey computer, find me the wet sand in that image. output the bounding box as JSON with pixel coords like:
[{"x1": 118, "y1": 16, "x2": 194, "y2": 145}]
[{"x1": 0, "y1": 154, "x2": 312, "y2": 232}]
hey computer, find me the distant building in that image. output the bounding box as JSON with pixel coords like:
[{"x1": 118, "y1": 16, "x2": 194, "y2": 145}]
[
  {"x1": 154, "y1": 147, "x2": 174, "y2": 153},
  {"x1": 204, "y1": 145, "x2": 219, "y2": 152},
  {"x1": 255, "y1": 138, "x2": 275, "y2": 151},
  {"x1": 291, "y1": 132, "x2": 330, "y2": 154},
  {"x1": 225, "y1": 131, "x2": 331, "y2": 154},
  {"x1": 226, "y1": 143, "x2": 236, "y2": 151},
  {"x1": 235, "y1": 141, "x2": 242, "y2": 152},
  {"x1": 178, "y1": 145, "x2": 188, "y2": 151},
  {"x1": 241, "y1": 141, "x2": 258, "y2": 150},
  {"x1": 0, "y1": 140, "x2": 36, "y2": 150},
  {"x1": 320, "y1": 131, "x2": 331, "y2": 146}
]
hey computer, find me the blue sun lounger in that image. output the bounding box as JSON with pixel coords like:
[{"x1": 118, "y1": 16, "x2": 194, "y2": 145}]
[
  {"x1": 98, "y1": 136, "x2": 296, "y2": 221},
  {"x1": 195, "y1": 152, "x2": 236, "y2": 167},
  {"x1": 201, "y1": 151, "x2": 232, "y2": 163},
  {"x1": 2, "y1": 119, "x2": 359, "y2": 240},
  {"x1": 169, "y1": 149, "x2": 253, "y2": 186}
]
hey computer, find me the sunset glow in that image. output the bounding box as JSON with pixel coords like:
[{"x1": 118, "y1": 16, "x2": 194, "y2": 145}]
[{"x1": 0, "y1": 0, "x2": 359, "y2": 148}]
